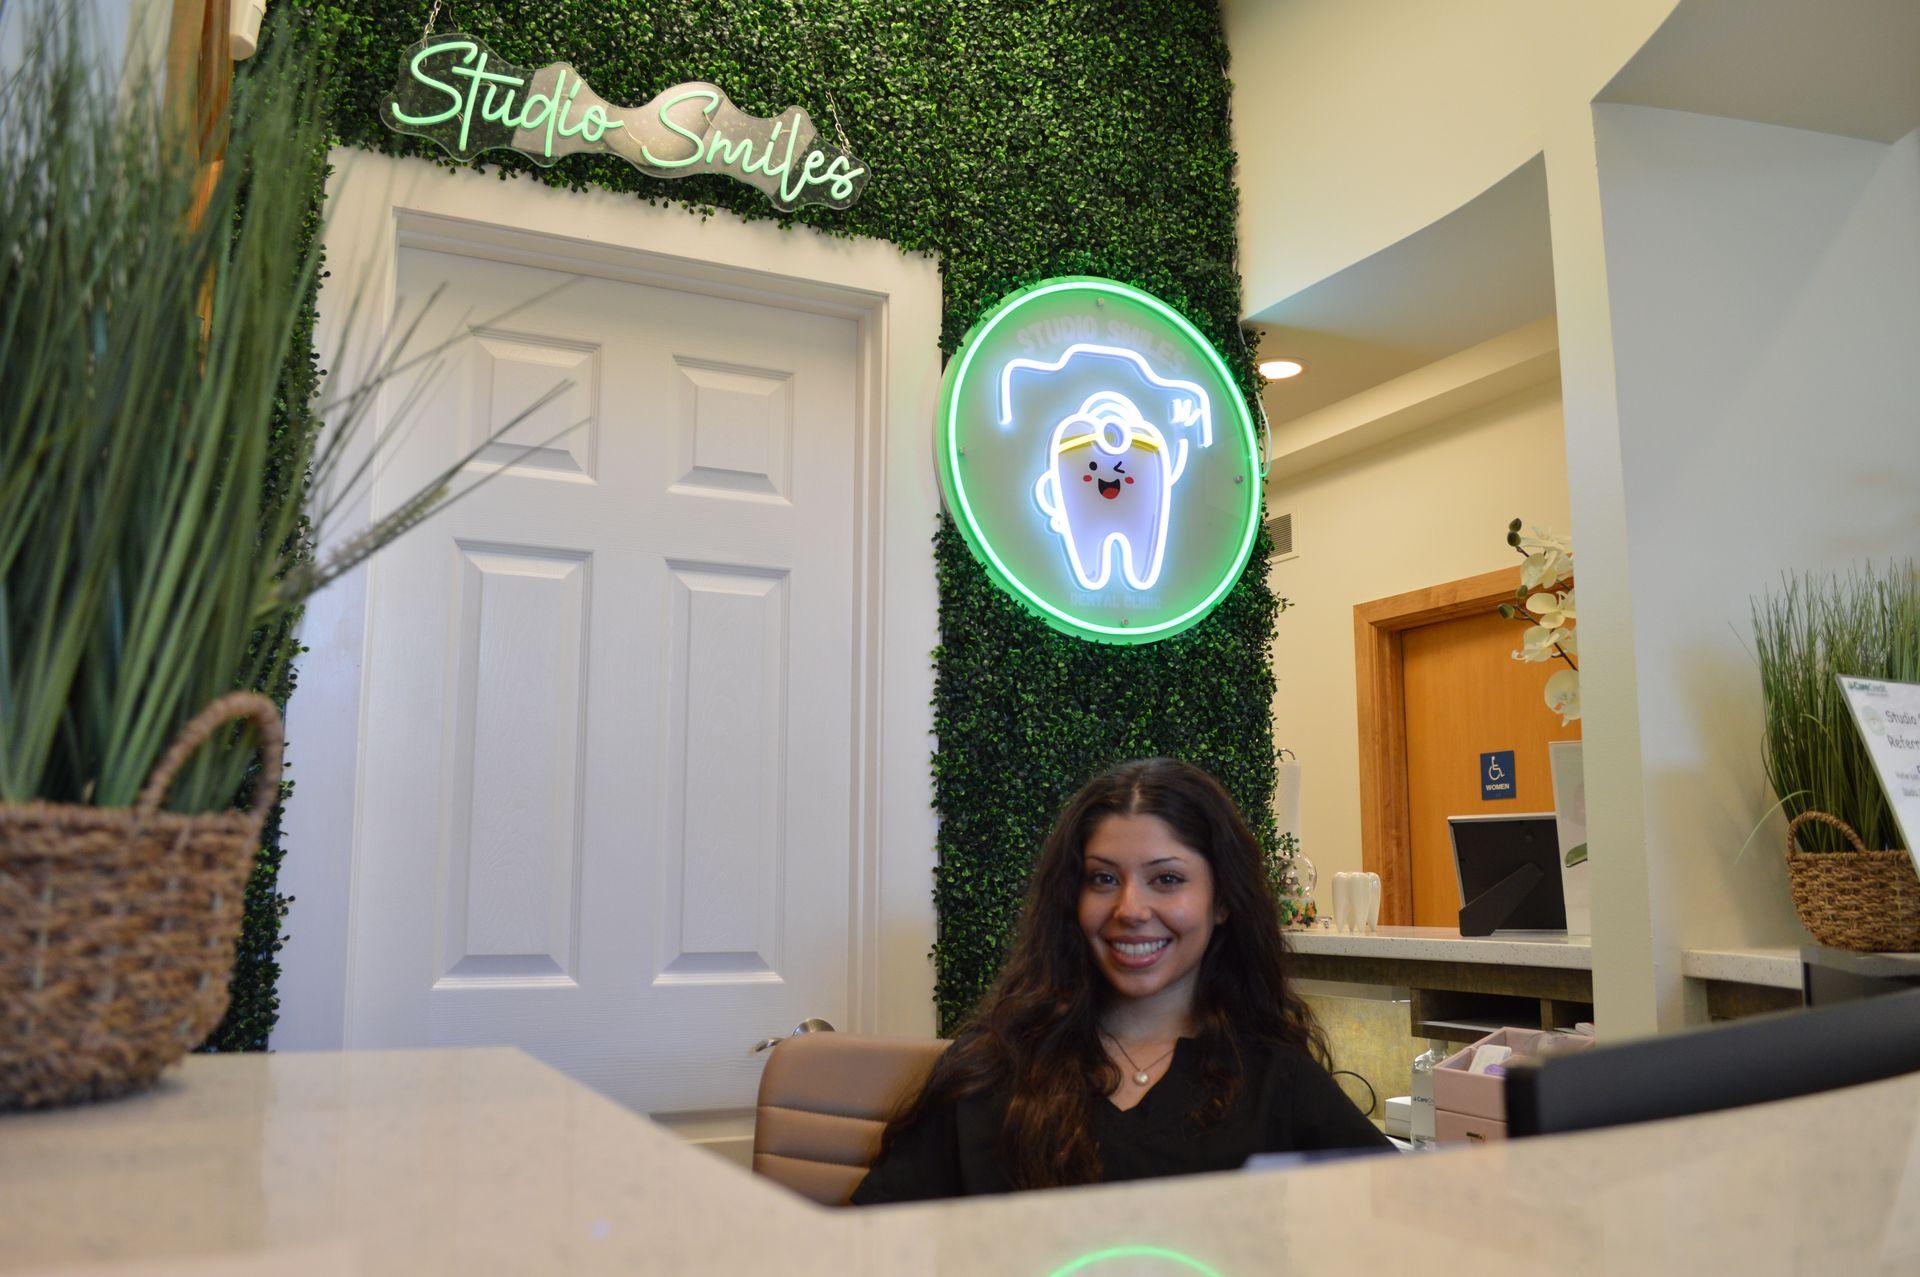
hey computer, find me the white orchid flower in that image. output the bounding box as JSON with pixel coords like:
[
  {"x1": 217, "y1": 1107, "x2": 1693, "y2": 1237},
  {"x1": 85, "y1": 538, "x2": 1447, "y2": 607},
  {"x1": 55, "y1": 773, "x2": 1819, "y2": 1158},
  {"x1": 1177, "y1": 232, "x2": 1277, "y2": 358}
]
[
  {"x1": 1517, "y1": 527, "x2": 1572, "y2": 556},
  {"x1": 1545, "y1": 668, "x2": 1582, "y2": 724},
  {"x1": 1527, "y1": 590, "x2": 1574, "y2": 628},
  {"x1": 1520, "y1": 549, "x2": 1566, "y2": 587},
  {"x1": 1514, "y1": 625, "x2": 1560, "y2": 662},
  {"x1": 1516, "y1": 527, "x2": 1574, "y2": 588}
]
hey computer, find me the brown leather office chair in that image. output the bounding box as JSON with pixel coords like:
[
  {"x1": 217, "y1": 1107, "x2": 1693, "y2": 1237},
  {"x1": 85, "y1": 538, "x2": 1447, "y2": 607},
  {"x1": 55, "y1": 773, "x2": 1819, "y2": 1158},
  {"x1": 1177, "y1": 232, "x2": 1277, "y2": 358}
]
[{"x1": 751, "y1": 1032, "x2": 949, "y2": 1206}]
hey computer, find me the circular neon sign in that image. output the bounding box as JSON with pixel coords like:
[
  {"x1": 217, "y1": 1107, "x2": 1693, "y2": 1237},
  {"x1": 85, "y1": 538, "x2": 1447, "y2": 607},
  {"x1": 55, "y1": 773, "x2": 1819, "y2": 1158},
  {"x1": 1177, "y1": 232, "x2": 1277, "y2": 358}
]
[{"x1": 937, "y1": 277, "x2": 1260, "y2": 645}]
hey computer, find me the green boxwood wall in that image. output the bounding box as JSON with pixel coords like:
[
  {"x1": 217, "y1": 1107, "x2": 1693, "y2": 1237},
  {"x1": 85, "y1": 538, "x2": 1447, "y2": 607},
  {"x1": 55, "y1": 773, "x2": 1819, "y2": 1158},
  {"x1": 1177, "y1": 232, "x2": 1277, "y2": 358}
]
[{"x1": 225, "y1": 0, "x2": 1286, "y2": 1044}]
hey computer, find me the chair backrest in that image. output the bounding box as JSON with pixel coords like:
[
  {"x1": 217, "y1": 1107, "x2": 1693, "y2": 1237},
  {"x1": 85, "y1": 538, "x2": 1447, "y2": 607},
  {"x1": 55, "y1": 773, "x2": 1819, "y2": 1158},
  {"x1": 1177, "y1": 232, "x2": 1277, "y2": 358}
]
[
  {"x1": 1505, "y1": 986, "x2": 1920, "y2": 1137},
  {"x1": 752, "y1": 1032, "x2": 949, "y2": 1206}
]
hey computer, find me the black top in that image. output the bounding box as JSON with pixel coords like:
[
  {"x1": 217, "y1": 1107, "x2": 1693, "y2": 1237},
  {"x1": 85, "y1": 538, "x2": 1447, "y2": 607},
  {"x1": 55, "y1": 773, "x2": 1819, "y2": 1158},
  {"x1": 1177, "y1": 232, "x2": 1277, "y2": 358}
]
[{"x1": 849, "y1": 1037, "x2": 1390, "y2": 1204}]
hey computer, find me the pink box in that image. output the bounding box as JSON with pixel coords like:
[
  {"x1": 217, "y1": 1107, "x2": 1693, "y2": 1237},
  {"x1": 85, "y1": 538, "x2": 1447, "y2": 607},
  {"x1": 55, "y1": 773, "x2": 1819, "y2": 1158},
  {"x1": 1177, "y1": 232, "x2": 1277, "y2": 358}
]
[
  {"x1": 1435, "y1": 1110, "x2": 1507, "y2": 1144},
  {"x1": 1433, "y1": 1027, "x2": 1595, "y2": 1141}
]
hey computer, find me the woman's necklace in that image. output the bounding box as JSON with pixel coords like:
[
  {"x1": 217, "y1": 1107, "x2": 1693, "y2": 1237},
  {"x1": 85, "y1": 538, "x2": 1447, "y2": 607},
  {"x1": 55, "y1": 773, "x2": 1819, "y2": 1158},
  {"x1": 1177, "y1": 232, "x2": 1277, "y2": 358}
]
[{"x1": 1103, "y1": 1032, "x2": 1177, "y2": 1086}]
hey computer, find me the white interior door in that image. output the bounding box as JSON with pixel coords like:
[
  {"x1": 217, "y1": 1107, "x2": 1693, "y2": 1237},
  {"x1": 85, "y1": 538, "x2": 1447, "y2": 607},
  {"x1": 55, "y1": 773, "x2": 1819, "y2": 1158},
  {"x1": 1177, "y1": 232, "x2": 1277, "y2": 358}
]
[{"x1": 348, "y1": 244, "x2": 860, "y2": 1118}]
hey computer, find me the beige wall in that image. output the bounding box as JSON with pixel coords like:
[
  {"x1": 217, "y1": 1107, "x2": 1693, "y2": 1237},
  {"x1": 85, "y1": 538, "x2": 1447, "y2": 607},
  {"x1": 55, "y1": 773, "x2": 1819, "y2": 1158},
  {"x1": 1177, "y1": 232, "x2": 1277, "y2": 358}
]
[
  {"x1": 1268, "y1": 376, "x2": 1569, "y2": 886},
  {"x1": 1225, "y1": 0, "x2": 1682, "y2": 313}
]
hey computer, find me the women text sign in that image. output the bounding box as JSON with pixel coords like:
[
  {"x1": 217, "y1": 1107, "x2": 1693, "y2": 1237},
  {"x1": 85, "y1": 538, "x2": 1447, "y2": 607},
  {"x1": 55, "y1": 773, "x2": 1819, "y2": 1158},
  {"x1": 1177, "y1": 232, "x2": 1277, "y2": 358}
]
[
  {"x1": 936, "y1": 278, "x2": 1261, "y2": 645},
  {"x1": 382, "y1": 34, "x2": 868, "y2": 211}
]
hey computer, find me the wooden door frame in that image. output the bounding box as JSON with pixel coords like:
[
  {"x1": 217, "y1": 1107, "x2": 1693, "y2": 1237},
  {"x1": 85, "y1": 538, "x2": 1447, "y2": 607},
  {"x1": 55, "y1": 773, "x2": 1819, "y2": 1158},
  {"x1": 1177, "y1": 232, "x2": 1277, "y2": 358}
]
[
  {"x1": 166, "y1": 0, "x2": 232, "y2": 171},
  {"x1": 1353, "y1": 566, "x2": 1524, "y2": 926}
]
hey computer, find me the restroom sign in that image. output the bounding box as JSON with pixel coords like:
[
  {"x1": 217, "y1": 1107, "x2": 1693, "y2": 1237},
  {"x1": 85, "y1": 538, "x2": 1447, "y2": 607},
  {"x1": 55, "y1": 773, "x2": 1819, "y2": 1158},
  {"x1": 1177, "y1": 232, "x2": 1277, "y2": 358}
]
[
  {"x1": 1481, "y1": 750, "x2": 1516, "y2": 800},
  {"x1": 935, "y1": 277, "x2": 1261, "y2": 644}
]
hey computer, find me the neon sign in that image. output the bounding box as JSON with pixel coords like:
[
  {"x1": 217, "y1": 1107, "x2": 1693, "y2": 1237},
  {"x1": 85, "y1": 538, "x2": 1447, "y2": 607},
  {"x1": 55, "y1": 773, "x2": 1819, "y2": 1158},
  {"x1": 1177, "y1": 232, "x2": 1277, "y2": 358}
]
[
  {"x1": 936, "y1": 278, "x2": 1260, "y2": 645},
  {"x1": 381, "y1": 34, "x2": 869, "y2": 211}
]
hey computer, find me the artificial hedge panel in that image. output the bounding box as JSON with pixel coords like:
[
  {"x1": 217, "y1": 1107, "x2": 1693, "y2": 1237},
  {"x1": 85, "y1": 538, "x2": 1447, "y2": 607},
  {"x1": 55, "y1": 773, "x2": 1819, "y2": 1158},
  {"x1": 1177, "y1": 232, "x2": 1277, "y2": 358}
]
[
  {"x1": 247, "y1": 0, "x2": 1287, "y2": 1041},
  {"x1": 200, "y1": 53, "x2": 332, "y2": 1052},
  {"x1": 932, "y1": 520, "x2": 1289, "y2": 1030}
]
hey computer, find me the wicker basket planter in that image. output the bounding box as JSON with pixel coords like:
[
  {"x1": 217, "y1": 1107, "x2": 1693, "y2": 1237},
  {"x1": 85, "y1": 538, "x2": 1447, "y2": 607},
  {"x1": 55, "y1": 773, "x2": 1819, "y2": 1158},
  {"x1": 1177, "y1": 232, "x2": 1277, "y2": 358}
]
[
  {"x1": 0, "y1": 694, "x2": 283, "y2": 1109},
  {"x1": 1785, "y1": 810, "x2": 1920, "y2": 954}
]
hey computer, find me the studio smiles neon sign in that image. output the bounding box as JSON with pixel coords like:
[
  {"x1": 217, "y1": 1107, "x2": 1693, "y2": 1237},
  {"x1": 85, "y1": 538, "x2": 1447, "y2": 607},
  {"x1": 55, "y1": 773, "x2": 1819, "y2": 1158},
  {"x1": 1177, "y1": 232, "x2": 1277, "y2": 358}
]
[{"x1": 381, "y1": 34, "x2": 869, "y2": 211}]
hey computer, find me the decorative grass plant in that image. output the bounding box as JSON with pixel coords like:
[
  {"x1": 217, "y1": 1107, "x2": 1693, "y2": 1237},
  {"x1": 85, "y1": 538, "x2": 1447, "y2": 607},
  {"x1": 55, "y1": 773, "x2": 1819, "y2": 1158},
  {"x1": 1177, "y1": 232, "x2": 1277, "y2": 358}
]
[
  {"x1": 1754, "y1": 563, "x2": 1920, "y2": 852},
  {"x1": 0, "y1": 8, "x2": 322, "y2": 810},
  {"x1": 0, "y1": 7, "x2": 549, "y2": 819}
]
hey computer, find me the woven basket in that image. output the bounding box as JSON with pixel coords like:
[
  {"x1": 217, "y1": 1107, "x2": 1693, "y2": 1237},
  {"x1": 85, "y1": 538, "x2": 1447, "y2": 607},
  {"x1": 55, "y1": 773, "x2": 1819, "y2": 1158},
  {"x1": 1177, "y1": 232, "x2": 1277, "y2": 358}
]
[
  {"x1": 1784, "y1": 810, "x2": 1920, "y2": 953},
  {"x1": 0, "y1": 693, "x2": 284, "y2": 1109}
]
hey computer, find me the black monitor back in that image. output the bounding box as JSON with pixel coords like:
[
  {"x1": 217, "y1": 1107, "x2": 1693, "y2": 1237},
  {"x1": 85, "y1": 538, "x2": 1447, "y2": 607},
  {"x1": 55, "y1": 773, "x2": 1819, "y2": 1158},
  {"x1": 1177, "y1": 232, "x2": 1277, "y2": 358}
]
[{"x1": 1506, "y1": 986, "x2": 1920, "y2": 1137}]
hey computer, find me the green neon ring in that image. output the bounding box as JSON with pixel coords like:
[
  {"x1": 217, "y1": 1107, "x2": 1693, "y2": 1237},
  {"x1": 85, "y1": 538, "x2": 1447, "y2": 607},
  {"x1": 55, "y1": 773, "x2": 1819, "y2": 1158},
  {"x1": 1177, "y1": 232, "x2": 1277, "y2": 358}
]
[
  {"x1": 935, "y1": 276, "x2": 1260, "y2": 645},
  {"x1": 1044, "y1": 1244, "x2": 1228, "y2": 1277}
]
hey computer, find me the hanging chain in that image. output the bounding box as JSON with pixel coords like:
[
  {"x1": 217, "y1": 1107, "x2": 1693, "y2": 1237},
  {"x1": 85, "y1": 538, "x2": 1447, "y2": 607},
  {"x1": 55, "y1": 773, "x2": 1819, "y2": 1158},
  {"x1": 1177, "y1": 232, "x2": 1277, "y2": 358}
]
[
  {"x1": 776, "y1": 0, "x2": 855, "y2": 155},
  {"x1": 422, "y1": 1, "x2": 465, "y2": 41}
]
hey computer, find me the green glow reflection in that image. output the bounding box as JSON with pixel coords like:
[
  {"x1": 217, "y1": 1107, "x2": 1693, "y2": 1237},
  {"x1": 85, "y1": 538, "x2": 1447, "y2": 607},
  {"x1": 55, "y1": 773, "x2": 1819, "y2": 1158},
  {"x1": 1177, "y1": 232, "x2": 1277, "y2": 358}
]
[{"x1": 1044, "y1": 1244, "x2": 1227, "y2": 1277}]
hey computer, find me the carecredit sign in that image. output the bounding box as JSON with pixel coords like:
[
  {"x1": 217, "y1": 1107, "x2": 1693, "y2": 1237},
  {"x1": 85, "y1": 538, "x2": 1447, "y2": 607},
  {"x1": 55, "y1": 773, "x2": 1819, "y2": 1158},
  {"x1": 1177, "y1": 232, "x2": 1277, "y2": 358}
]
[{"x1": 937, "y1": 278, "x2": 1261, "y2": 645}]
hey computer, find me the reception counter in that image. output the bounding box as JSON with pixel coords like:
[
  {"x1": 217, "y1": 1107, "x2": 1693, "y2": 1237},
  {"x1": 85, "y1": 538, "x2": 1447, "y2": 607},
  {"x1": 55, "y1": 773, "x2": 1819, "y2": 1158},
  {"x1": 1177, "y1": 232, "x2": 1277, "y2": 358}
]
[
  {"x1": 1287, "y1": 925, "x2": 1596, "y2": 1045},
  {"x1": 2, "y1": 1047, "x2": 1916, "y2": 1275},
  {"x1": 1287, "y1": 927, "x2": 1804, "y2": 1041}
]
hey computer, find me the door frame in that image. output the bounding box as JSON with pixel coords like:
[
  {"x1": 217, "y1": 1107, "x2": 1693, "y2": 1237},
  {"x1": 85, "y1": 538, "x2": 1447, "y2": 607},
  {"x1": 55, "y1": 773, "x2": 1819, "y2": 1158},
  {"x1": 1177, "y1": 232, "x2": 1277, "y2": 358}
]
[
  {"x1": 274, "y1": 149, "x2": 944, "y2": 1049},
  {"x1": 1353, "y1": 566, "x2": 1525, "y2": 926}
]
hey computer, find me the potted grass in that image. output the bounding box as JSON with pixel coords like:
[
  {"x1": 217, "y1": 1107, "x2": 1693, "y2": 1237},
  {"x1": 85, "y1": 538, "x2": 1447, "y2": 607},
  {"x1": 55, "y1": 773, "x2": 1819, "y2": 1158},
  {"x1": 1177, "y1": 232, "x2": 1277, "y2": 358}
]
[
  {"x1": 1754, "y1": 563, "x2": 1920, "y2": 952},
  {"x1": 0, "y1": 9, "x2": 551, "y2": 1107}
]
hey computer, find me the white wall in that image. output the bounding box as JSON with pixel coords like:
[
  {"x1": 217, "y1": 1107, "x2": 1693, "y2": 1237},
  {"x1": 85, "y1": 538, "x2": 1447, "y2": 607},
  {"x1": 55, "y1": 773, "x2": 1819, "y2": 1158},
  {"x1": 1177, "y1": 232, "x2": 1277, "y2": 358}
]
[
  {"x1": 1268, "y1": 376, "x2": 1569, "y2": 884},
  {"x1": 1593, "y1": 109, "x2": 1920, "y2": 988}
]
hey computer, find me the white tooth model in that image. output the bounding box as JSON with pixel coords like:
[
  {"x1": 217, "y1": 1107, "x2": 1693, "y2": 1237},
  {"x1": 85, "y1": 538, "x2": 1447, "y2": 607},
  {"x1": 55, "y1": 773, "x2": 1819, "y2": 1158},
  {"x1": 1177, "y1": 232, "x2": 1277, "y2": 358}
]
[
  {"x1": 1330, "y1": 872, "x2": 1381, "y2": 933},
  {"x1": 1006, "y1": 344, "x2": 1213, "y2": 593}
]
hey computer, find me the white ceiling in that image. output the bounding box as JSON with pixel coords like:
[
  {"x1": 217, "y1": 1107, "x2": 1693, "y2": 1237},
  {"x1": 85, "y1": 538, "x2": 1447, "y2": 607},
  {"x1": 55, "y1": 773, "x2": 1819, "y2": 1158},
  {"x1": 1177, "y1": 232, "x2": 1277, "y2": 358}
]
[
  {"x1": 1599, "y1": 0, "x2": 1920, "y2": 144},
  {"x1": 1250, "y1": 155, "x2": 1557, "y2": 425}
]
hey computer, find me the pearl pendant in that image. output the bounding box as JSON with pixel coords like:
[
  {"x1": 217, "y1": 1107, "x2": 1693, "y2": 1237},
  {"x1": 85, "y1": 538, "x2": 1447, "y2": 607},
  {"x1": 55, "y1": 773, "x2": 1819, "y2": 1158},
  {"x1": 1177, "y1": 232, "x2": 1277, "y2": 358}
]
[{"x1": 1134, "y1": 1071, "x2": 1149, "y2": 1085}]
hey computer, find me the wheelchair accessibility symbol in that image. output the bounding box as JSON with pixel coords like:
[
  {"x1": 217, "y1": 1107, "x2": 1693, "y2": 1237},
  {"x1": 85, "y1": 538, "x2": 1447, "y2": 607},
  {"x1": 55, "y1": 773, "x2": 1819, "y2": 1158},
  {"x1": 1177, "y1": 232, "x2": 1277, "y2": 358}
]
[{"x1": 1481, "y1": 750, "x2": 1516, "y2": 800}]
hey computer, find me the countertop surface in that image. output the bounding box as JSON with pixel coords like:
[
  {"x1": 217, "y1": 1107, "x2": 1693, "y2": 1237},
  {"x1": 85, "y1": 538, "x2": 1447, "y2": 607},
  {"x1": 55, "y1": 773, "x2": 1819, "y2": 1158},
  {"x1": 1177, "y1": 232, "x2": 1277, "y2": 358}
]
[
  {"x1": 1286, "y1": 924, "x2": 1594, "y2": 968},
  {"x1": 1680, "y1": 946, "x2": 1805, "y2": 989},
  {"x1": 4, "y1": 1047, "x2": 1917, "y2": 1276}
]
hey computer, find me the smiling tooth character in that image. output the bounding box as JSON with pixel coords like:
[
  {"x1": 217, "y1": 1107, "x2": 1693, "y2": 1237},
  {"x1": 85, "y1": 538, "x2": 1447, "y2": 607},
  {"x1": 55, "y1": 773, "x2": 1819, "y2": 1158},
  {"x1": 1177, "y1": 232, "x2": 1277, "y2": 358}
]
[
  {"x1": 1033, "y1": 391, "x2": 1176, "y2": 590},
  {"x1": 1001, "y1": 343, "x2": 1214, "y2": 594}
]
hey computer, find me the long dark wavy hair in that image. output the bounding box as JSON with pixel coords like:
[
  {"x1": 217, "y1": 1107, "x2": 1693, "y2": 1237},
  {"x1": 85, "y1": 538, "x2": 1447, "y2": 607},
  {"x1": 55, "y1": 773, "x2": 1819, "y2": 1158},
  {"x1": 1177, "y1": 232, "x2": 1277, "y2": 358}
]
[{"x1": 877, "y1": 757, "x2": 1326, "y2": 1190}]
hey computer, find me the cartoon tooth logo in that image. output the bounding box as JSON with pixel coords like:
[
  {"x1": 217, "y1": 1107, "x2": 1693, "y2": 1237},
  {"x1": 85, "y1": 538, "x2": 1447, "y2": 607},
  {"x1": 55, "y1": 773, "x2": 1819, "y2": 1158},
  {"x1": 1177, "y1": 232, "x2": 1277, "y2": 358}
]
[{"x1": 1007, "y1": 345, "x2": 1213, "y2": 591}]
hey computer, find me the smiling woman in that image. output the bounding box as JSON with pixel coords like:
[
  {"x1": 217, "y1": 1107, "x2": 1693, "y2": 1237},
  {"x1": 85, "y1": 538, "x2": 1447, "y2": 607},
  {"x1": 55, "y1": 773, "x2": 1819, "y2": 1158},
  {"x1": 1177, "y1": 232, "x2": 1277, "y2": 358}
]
[{"x1": 850, "y1": 759, "x2": 1388, "y2": 1203}]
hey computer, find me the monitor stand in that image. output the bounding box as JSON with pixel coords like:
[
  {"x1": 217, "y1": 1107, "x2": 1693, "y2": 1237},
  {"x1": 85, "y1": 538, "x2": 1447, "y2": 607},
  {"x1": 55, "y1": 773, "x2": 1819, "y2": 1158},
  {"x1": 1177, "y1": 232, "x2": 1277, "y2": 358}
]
[{"x1": 1459, "y1": 861, "x2": 1545, "y2": 936}]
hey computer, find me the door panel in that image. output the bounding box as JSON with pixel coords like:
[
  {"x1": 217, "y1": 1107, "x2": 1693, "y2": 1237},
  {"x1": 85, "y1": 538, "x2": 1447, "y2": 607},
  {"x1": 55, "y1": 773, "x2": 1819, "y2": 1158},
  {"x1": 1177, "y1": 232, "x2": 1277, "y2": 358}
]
[
  {"x1": 1401, "y1": 609, "x2": 1580, "y2": 928},
  {"x1": 351, "y1": 246, "x2": 860, "y2": 1118}
]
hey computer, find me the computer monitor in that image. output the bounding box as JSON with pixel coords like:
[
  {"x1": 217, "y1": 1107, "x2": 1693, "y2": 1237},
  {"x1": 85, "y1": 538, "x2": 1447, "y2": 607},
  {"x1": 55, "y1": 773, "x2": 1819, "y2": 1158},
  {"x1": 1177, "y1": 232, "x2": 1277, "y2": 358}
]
[
  {"x1": 1506, "y1": 987, "x2": 1920, "y2": 1137},
  {"x1": 1448, "y1": 813, "x2": 1565, "y2": 934}
]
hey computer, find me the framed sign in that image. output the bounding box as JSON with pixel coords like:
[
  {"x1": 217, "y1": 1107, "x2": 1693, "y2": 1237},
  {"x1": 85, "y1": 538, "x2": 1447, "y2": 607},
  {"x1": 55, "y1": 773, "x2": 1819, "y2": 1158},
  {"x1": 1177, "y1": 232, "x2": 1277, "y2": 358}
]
[
  {"x1": 936, "y1": 277, "x2": 1261, "y2": 644},
  {"x1": 1838, "y1": 675, "x2": 1920, "y2": 876}
]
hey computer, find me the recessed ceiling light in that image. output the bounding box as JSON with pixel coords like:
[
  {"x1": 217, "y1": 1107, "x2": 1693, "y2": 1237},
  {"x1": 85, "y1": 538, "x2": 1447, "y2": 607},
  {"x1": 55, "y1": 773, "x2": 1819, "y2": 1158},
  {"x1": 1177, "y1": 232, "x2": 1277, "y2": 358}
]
[{"x1": 1258, "y1": 358, "x2": 1306, "y2": 381}]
